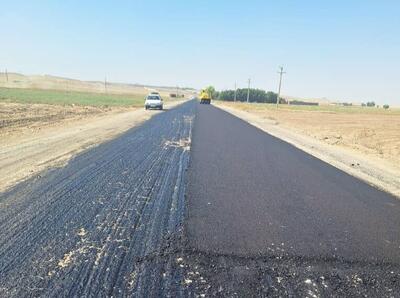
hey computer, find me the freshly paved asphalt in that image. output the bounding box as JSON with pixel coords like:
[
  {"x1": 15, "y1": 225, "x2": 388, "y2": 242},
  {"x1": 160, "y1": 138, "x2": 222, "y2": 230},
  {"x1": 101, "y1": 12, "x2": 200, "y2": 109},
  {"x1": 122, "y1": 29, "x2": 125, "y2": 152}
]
[
  {"x1": 186, "y1": 104, "x2": 400, "y2": 264},
  {"x1": 184, "y1": 103, "x2": 400, "y2": 296}
]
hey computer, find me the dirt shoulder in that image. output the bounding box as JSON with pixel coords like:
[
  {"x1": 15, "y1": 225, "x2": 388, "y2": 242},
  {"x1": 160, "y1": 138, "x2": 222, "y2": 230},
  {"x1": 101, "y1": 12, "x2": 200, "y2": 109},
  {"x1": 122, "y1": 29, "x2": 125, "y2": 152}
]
[
  {"x1": 0, "y1": 101, "x2": 184, "y2": 192},
  {"x1": 215, "y1": 102, "x2": 400, "y2": 198}
]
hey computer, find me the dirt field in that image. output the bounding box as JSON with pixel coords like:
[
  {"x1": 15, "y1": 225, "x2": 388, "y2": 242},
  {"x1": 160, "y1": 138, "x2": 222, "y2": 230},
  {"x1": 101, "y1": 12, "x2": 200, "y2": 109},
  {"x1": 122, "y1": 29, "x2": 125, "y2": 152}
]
[
  {"x1": 216, "y1": 101, "x2": 400, "y2": 198},
  {"x1": 1, "y1": 102, "x2": 108, "y2": 134}
]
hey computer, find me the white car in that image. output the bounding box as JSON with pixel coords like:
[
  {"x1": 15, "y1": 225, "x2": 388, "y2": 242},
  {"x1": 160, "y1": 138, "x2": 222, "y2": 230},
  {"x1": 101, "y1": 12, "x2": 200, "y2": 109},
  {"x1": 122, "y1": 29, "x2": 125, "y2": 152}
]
[{"x1": 145, "y1": 94, "x2": 163, "y2": 110}]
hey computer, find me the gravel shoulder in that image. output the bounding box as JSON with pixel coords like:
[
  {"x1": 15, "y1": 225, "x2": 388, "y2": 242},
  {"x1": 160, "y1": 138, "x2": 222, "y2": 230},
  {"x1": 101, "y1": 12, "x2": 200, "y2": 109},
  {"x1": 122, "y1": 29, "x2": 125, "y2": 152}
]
[
  {"x1": 0, "y1": 100, "x2": 185, "y2": 192},
  {"x1": 215, "y1": 102, "x2": 400, "y2": 198}
]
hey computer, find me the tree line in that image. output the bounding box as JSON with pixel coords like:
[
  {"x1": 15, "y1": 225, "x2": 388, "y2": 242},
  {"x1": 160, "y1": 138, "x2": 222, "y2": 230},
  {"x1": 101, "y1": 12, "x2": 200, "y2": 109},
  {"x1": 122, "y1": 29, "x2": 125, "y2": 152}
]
[
  {"x1": 204, "y1": 86, "x2": 391, "y2": 109},
  {"x1": 361, "y1": 101, "x2": 390, "y2": 109},
  {"x1": 205, "y1": 86, "x2": 279, "y2": 103}
]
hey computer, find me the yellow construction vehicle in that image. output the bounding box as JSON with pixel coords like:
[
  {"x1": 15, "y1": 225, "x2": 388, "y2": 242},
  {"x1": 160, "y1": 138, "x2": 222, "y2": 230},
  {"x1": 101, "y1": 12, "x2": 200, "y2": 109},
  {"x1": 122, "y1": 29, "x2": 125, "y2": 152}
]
[{"x1": 199, "y1": 89, "x2": 211, "y2": 104}]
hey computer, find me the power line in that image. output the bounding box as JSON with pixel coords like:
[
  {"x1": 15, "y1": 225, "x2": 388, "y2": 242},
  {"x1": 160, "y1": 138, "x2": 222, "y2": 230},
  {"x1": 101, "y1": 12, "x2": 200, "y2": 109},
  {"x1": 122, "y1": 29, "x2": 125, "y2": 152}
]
[{"x1": 276, "y1": 66, "x2": 286, "y2": 108}]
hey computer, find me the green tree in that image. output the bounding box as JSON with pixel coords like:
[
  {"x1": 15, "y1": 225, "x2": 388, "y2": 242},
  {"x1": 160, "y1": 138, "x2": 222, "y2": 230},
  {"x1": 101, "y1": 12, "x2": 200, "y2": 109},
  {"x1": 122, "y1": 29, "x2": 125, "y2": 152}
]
[
  {"x1": 205, "y1": 86, "x2": 217, "y2": 99},
  {"x1": 383, "y1": 104, "x2": 389, "y2": 109},
  {"x1": 265, "y1": 91, "x2": 278, "y2": 103},
  {"x1": 217, "y1": 88, "x2": 278, "y2": 103}
]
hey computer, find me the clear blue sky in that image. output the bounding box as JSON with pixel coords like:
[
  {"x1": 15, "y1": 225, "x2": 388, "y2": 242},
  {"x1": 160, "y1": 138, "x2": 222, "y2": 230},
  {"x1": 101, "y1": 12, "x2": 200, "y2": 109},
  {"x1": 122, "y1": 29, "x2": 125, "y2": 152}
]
[{"x1": 1, "y1": 1, "x2": 399, "y2": 105}]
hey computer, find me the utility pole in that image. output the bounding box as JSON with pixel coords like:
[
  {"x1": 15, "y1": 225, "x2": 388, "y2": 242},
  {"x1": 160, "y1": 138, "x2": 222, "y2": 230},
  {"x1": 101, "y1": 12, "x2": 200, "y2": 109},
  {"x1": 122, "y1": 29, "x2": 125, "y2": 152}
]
[
  {"x1": 276, "y1": 66, "x2": 286, "y2": 108},
  {"x1": 176, "y1": 86, "x2": 179, "y2": 98},
  {"x1": 104, "y1": 76, "x2": 108, "y2": 94},
  {"x1": 246, "y1": 78, "x2": 251, "y2": 103},
  {"x1": 5, "y1": 69, "x2": 8, "y2": 83},
  {"x1": 234, "y1": 82, "x2": 237, "y2": 102}
]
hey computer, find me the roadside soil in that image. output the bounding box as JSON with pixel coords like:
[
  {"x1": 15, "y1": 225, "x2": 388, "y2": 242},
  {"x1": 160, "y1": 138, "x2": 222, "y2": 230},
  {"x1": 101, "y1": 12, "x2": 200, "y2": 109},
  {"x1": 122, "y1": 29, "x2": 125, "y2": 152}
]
[
  {"x1": 215, "y1": 102, "x2": 400, "y2": 198},
  {"x1": 0, "y1": 101, "x2": 184, "y2": 192}
]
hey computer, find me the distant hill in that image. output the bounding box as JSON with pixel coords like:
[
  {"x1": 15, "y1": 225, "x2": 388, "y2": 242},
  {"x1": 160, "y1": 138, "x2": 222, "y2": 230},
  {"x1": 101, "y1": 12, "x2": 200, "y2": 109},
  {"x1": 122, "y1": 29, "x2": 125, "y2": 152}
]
[{"x1": 0, "y1": 72, "x2": 196, "y2": 98}]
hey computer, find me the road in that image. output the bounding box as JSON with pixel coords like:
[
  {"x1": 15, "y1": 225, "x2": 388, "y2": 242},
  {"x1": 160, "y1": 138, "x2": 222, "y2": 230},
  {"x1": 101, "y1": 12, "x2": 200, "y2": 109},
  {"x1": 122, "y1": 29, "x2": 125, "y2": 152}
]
[
  {"x1": 1, "y1": 101, "x2": 399, "y2": 297},
  {"x1": 185, "y1": 104, "x2": 400, "y2": 296},
  {"x1": 0, "y1": 102, "x2": 194, "y2": 297}
]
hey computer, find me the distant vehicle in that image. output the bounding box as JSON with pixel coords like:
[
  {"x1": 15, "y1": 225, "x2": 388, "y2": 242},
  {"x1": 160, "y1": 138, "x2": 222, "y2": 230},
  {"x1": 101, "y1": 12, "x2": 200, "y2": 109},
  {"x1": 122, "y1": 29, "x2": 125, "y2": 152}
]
[
  {"x1": 199, "y1": 89, "x2": 211, "y2": 104},
  {"x1": 145, "y1": 94, "x2": 163, "y2": 110}
]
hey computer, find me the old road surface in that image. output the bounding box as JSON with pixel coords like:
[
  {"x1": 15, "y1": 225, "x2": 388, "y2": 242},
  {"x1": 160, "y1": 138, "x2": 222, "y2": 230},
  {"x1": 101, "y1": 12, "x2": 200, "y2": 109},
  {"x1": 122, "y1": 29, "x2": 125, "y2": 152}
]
[{"x1": 1, "y1": 101, "x2": 399, "y2": 297}]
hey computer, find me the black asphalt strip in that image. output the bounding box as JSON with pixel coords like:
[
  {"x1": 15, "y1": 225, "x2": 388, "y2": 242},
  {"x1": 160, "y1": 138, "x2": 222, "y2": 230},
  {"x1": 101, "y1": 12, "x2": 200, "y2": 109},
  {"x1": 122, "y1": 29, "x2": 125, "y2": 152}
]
[{"x1": 183, "y1": 103, "x2": 400, "y2": 297}]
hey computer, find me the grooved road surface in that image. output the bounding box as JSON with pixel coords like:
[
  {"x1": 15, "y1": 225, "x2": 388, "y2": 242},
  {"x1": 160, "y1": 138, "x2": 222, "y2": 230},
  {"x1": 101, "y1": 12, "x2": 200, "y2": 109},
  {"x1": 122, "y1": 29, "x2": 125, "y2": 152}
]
[
  {"x1": 0, "y1": 102, "x2": 195, "y2": 297},
  {"x1": 1, "y1": 101, "x2": 400, "y2": 297}
]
